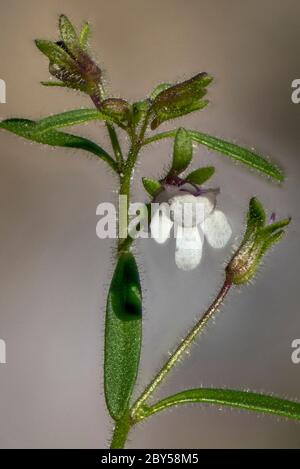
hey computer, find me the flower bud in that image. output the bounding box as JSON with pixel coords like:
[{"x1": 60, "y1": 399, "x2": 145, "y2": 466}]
[
  {"x1": 226, "y1": 198, "x2": 290, "y2": 285},
  {"x1": 150, "y1": 72, "x2": 213, "y2": 130},
  {"x1": 36, "y1": 15, "x2": 102, "y2": 96},
  {"x1": 101, "y1": 98, "x2": 130, "y2": 123}
]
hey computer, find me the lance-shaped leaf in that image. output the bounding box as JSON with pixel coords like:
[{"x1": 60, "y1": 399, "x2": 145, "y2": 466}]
[
  {"x1": 143, "y1": 129, "x2": 284, "y2": 182},
  {"x1": 33, "y1": 109, "x2": 106, "y2": 132},
  {"x1": 185, "y1": 166, "x2": 215, "y2": 185},
  {"x1": 0, "y1": 118, "x2": 117, "y2": 171},
  {"x1": 105, "y1": 253, "x2": 142, "y2": 421},
  {"x1": 150, "y1": 73, "x2": 212, "y2": 130},
  {"x1": 139, "y1": 388, "x2": 300, "y2": 422},
  {"x1": 189, "y1": 130, "x2": 284, "y2": 182},
  {"x1": 142, "y1": 177, "x2": 162, "y2": 197},
  {"x1": 171, "y1": 128, "x2": 193, "y2": 174}
]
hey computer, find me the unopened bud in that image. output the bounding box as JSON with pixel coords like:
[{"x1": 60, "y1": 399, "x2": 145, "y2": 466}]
[
  {"x1": 101, "y1": 98, "x2": 130, "y2": 122},
  {"x1": 36, "y1": 15, "x2": 102, "y2": 96},
  {"x1": 150, "y1": 72, "x2": 213, "y2": 129},
  {"x1": 226, "y1": 198, "x2": 290, "y2": 285}
]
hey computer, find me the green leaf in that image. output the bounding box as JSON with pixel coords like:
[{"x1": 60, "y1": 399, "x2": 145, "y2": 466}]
[
  {"x1": 143, "y1": 129, "x2": 284, "y2": 182},
  {"x1": 79, "y1": 22, "x2": 91, "y2": 50},
  {"x1": 141, "y1": 388, "x2": 300, "y2": 422},
  {"x1": 142, "y1": 177, "x2": 162, "y2": 197},
  {"x1": 185, "y1": 166, "x2": 215, "y2": 185},
  {"x1": 172, "y1": 128, "x2": 193, "y2": 174},
  {"x1": 0, "y1": 118, "x2": 117, "y2": 171},
  {"x1": 34, "y1": 109, "x2": 105, "y2": 133},
  {"x1": 59, "y1": 14, "x2": 79, "y2": 53},
  {"x1": 189, "y1": 130, "x2": 284, "y2": 182},
  {"x1": 105, "y1": 253, "x2": 142, "y2": 421}
]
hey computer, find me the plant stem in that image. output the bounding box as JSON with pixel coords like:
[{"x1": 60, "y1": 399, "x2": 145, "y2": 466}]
[
  {"x1": 91, "y1": 93, "x2": 124, "y2": 169},
  {"x1": 106, "y1": 121, "x2": 124, "y2": 168},
  {"x1": 131, "y1": 278, "x2": 232, "y2": 420},
  {"x1": 110, "y1": 413, "x2": 132, "y2": 449},
  {"x1": 117, "y1": 114, "x2": 150, "y2": 251}
]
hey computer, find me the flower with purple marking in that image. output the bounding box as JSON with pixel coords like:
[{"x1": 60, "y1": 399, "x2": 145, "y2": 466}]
[{"x1": 150, "y1": 177, "x2": 232, "y2": 271}]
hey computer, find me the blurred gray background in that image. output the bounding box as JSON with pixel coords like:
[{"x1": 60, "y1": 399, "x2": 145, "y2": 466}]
[{"x1": 0, "y1": 0, "x2": 300, "y2": 449}]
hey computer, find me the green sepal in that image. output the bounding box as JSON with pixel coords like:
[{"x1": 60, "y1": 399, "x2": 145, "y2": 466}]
[
  {"x1": 150, "y1": 83, "x2": 172, "y2": 101},
  {"x1": 59, "y1": 14, "x2": 80, "y2": 54},
  {"x1": 35, "y1": 39, "x2": 75, "y2": 70},
  {"x1": 171, "y1": 128, "x2": 193, "y2": 174},
  {"x1": 142, "y1": 177, "x2": 162, "y2": 197},
  {"x1": 79, "y1": 22, "x2": 91, "y2": 50},
  {"x1": 151, "y1": 99, "x2": 208, "y2": 130},
  {"x1": 185, "y1": 166, "x2": 215, "y2": 185},
  {"x1": 132, "y1": 100, "x2": 151, "y2": 128},
  {"x1": 150, "y1": 73, "x2": 212, "y2": 129}
]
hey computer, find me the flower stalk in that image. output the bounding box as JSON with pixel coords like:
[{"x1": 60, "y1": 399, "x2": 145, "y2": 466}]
[{"x1": 130, "y1": 278, "x2": 232, "y2": 422}]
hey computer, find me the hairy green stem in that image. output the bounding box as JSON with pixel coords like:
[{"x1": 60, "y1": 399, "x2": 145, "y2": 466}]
[
  {"x1": 131, "y1": 279, "x2": 232, "y2": 420},
  {"x1": 106, "y1": 121, "x2": 124, "y2": 168},
  {"x1": 117, "y1": 114, "x2": 149, "y2": 251},
  {"x1": 91, "y1": 93, "x2": 124, "y2": 170},
  {"x1": 110, "y1": 413, "x2": 132, "y2": 449}
]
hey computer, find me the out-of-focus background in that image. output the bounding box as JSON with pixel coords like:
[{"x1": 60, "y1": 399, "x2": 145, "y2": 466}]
[{"x1": 0, "y1": 0, "x2": 300, "y2": 449}]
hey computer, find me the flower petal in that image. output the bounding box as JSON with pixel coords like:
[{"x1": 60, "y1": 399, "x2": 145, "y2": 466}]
[
  {"x1": 201, "y1": 210, "x2": 232, "y2": 249},
  {"x1": 150, "y1": 206, "x2": 173, "y2": 244},
  {"x1": 175, "y1": 225, "x2": 203, "y2": 270},
  {"x1": 170, "y1": 193, "x2": 214, "y2": 227}
]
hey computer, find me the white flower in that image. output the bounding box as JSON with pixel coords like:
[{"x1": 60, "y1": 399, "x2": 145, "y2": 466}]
[{"x1": 150, "y1": 190, "x2": 232, "y2": 271}]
